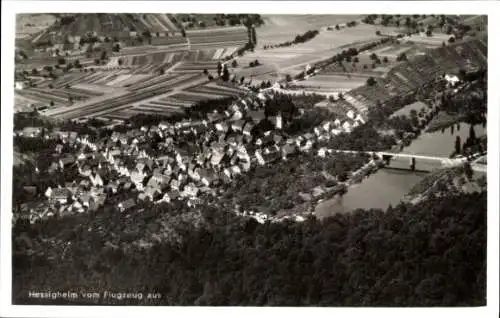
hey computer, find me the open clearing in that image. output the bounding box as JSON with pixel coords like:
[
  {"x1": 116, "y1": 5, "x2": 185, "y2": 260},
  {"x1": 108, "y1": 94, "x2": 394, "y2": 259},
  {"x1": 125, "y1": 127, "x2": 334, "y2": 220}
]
[
  {"x1": 256, "y1": 14, "x2": 363, "y2": 47},
  {"x1": 296, "y1": 74, "x2": 367, "y2": 92},
  {"x1": 16, "y1": 14, "x2": 56, "y2": 39},
  {"x1": 234, "y1": 23, "x2": 401, "y2": 83}
]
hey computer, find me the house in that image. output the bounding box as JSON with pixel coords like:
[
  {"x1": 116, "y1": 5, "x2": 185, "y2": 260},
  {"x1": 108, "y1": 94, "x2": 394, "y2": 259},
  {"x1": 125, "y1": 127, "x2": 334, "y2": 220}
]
[
  {"x1": 231, "y1": 109, "x2": 243, "y2": 121},
  {"x1": 59, "y1": 155, "x2": 76, "y2": 169},
  {"x1": 231, "y1": 120, "x2": 246, "y2": 132},
  {"x1": 199, "y1": 169, "x2": 217, "y2": 186},
  {"x1": 346, "y1": 110, "x2": 356, "y2": 120},
  {"x1": 160, "y1": 192, "x2": 171, "y2": 203},
  {"x1": 50, "y1": 188, "x2": 71, "y2": 204},
  {"x1": 118, "y1": 198, "x2": 136, "y2": 212},
  {"x1": 282, "y1": 144, "x2": 297, "y2": 159},
  {"x1": 248, "y1": 110, "x2": 266, "y2": 124},
  {"x1": 145, "y1": 186, "x2": 161, "y2": 201},
  {"x1": 269, "y1": 113, "x2": 283, "y2": 129},
  {"x1": 167, "y1": 190, "x2": 180, "y2": 201},
  {"x1": 243, "y1": 122, "x2": 254, "y2": 136},
  {"x1": 79, "y1": 165, "x2": 92, "y2": 177},
  {"x1": 355, "y1": 114, "x2": 366, "y2": 124},
  {"x1": 106, "y1": 183, "x2": 118, "y2": 194},
  {"x1": 255, "y1": 150, "x2": 265, "y2": 165},
  {"x1": 331, "y1": 128, "x2": 343, "y2": 135},
  {"x1": 89, "y1": 173, "x2": 104, "y2": 187},
  {"x1": 215, "y1": 122, "x2": 229, "y2": 133},
  {"x1": 207, "y1": 112, "x2": 224, "y2": 122},
  {"x1": 262, "y1": 150, "x2": 281, "y2": 164},
  {"x1": 342, "y1": 121, "x2": 352, "y2": 132},
  {"x1": 304, "y1": 133, "x2": 315, "y2": 141},
  {"x1": 210, "y1": 149, "x2": 225, "y2": 166},
  {"x1": 182, "y1": 183, "x2": 199, "y2": 198},
  {"x1": 318, "y1": 147, "x2": 327, "y2": 158},
  {"x1": 230, "y1": 165, "x2": 242, "y2": 176},
  {"x1": 239, "y1": 160, "x2": 251, "y2": 172}
]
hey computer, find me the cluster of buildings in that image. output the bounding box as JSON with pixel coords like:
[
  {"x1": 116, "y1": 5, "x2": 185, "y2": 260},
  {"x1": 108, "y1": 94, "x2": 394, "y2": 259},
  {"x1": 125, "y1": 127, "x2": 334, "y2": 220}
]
[{"x1": 15, "y1": 89, "x2": 367, "y2": 224}]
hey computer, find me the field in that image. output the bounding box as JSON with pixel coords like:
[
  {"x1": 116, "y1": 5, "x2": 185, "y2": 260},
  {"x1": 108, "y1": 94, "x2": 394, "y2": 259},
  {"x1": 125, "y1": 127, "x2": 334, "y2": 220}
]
[
  {"x1": 16, "y1": 14, "x2": 56, "y2": 39},
  {"x1": 187, "y1": 26, "x2": 249, "y2": 50},
  {"x1": 293, "y1": 74, "x2": 367, "y2": 93},
  {"x1": 28, "y1": 14, "x2": 180, "y2": 45},
  {"x1": 233, "y1": 23, "x2": 402, "y2": 83},
  {"x1": 256, "y1": 15, "x2": 364, "y2": 47},
  {"x1": 390, "y1": 101, "x2": 429, "y2": 118},
  {"x1": 100, "y1": 82, "x2": 247, "y2": 120}
]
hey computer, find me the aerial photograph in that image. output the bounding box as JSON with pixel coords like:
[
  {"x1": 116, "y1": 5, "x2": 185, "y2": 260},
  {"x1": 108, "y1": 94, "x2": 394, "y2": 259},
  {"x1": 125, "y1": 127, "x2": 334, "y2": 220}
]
[{"x1": 10, "y1": 12, "x2": 487, "y2": 306}]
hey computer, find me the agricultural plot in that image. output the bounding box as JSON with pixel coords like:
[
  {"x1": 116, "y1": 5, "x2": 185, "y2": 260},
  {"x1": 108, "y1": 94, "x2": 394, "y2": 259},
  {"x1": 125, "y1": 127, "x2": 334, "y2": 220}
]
[
  {"x1": 15, "y1": 85, "x2": 103, "y2": 107},
  {"x1": 31, "y1": 14, "x2": 181, "y2": 45},
  {"x1": 14, "y1": 93, "x2": 42, "y2": 112},
  {"x1": 256, "y1": 14, "x2": 363, "y2": 47},
  {"x1": 71, "y1": 83, "x2": 124, "y2": 95},
  {"x1": 390, "y1": 101, "x2": 428, "y2": 118},
  {"x1": 399, "y1": 33, "x2": 449, "y2": 47},
  {"x1": 16, "y1": 14, "x2": 56, "y2": 39},
  {"x1": 174, "y1": 61, "x2": 219, "y2": 74},
  {"x1": 296, "y1": 74, "x2": 367, "y2": 92},
  {"x1": 234, "y1": 24, "x2": 391, "y2": 82},
  {"x1": 187, "y1": 26, "x2": 249, "y2": 49}
]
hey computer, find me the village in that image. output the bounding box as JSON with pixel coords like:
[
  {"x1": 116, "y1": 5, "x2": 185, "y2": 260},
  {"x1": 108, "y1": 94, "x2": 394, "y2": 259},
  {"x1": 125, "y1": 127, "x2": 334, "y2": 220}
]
[{"x1": 14, "y1": 86, "x2": 370, "y2": 225}]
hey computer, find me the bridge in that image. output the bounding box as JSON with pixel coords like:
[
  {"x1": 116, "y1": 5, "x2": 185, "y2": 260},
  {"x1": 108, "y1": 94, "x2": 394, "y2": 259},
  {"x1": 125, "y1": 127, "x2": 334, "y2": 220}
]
[{"x1": 328, "y1": 149, "x2": 485, "y2": 171}]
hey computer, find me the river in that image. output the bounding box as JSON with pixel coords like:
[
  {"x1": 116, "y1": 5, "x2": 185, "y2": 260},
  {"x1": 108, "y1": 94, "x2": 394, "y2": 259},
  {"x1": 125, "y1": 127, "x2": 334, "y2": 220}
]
[{"x1": 315, "y1": 122, "x2": 486, "y2": 218}]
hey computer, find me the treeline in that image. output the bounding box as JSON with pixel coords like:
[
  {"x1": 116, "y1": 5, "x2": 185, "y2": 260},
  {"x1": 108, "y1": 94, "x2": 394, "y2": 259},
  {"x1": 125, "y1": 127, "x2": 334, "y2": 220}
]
[
  {"x1": 222, "y1": 151, "x2": 369, "y2": 215},
  {"x1": 263, "y1": 30, "x2": 319, "y2": 50},
  {"x1": 13, "y1": 192, "x2": 486, "y2": 306}
]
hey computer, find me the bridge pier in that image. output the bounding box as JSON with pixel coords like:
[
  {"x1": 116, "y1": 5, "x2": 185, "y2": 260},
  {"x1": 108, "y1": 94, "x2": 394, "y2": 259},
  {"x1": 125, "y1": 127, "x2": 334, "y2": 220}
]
[{"x1": 410, "y1": 157, "x2": 416, "y2": 171}]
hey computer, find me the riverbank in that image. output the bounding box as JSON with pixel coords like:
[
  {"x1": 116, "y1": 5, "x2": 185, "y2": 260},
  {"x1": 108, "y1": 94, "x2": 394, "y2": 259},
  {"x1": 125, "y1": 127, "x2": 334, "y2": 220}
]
[{"x1": 425, "y1": 111, "x2": 466, "y2": 133}]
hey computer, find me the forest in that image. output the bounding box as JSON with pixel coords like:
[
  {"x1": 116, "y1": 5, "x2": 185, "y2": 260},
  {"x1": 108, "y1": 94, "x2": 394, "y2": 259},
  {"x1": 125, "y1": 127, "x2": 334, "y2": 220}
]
[{"x1": 13, "y1": 192, "x2": 486, "y2": 306}]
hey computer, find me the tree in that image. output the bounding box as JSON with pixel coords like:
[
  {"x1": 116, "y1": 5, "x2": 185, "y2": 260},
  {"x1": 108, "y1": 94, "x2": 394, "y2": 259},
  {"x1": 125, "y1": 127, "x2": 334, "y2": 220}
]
[
  {"x1": 383, "y1": 56, "x2": 389, "y2": 63},
  {"x1": 101, "y1": 50, "x2": 108, "y2": 60},
  {"x1": 455, "y1": 136, "x2": 461, "y2": 154},
  {"x1": 366, "y1": 77, "x2": 377, "y2": 86},
  {"x1": 285, "y1": 74, "x2": 292, "y2": 82},
  {"x1": 31, "y1": 68, "x2": 39, "y2": 76},
  {"x1": 240, "y1": 76, "x2": 245, "y2": 85},
  {"x1": 231, "y1": 60, "x2": 238, "y2": 68},
  {"x1": 354, "y1": 57, "x2": 359, "y2": 63},
  {"x1": 335, "y1": 24, "x2": 340, "y2": 30},
  {"x1": 217, "y1": 62, "x2": 222, "y2": 77},
  {"x1": 463, "y1": 162, "x2": 474, "y2": 180},
  {"x1": 469, "y1": 125, "x2": 476, "y2": 141},
  {"x1": 58, "y1": 57, "x2": 66, "y2": 65},
  {"x1": 397, "y1": 53, "x2": 408, "y2": 61},
  {"x1": 50, "y1": 101, "x2": 55, "y2": 107},
  {"x1": 426, "y1": 30, "x2": 433, "y2": 37},
  {"x1": 222, "y1": 65, "x2": 230, "y2": 82},
  {"x1": 376, "y1": 30, "x2": 381, "y2": 36},
  {"x1": 448, "y1": 36, "x2": 456, "y2": 43}
]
